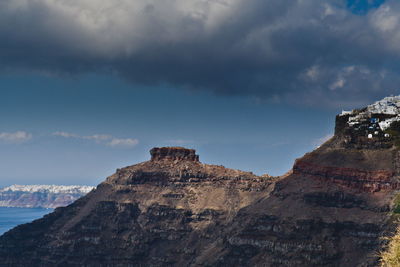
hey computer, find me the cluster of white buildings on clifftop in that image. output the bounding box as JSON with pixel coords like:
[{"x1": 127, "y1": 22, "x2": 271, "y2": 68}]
[
  {"x1": 340, "y1": 96, "x2": 400, "y2": 138},
  {"x1": 0, "y1": 184, "x2": 95, "y2": 194}
]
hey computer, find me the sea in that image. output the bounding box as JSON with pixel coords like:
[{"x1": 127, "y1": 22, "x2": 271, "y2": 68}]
[{"x1": 0, "y1": 207, "x2": 53, "y2": 236}]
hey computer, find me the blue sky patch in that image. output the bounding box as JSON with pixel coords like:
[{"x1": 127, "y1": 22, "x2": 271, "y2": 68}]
[{"x1": 347, "y1": 0, "x2": 385, "y2": 15}]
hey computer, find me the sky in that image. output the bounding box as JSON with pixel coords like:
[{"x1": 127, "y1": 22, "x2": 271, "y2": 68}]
[{"x1": 0, "y1": 0, "x2": 399, "y2": 186}]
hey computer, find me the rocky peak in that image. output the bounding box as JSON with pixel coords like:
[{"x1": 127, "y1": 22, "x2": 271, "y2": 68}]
[{"x1": 150, "y1": 147, "x2": 199, "y2": 162}]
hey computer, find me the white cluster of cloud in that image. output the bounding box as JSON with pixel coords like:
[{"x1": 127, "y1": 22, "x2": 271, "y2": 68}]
[
  {"x1": 108, "y1": 138, "x2": 139, "y2": 147},
  {"x1": 53, "y1": 131, "x2": 139, "y2": 148},
  {"x1": 1, "y1": 1, "x2": 400, "y2": 106},
  {"x1": 0, "y1": 131, "x2": 32, "y2": 144},
  {"x1": 0, "y1": 130, "x2": 138, "y2": 148}
]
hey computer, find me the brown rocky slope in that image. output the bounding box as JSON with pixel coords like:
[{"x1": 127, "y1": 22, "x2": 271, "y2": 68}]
[{"x1": 1, "y1": 113, "x2": 400, "y2": 266}]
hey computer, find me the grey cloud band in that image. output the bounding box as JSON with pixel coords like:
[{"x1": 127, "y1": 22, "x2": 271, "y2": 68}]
[{"x1": 0, "y1": 0, "x2": 399, "y2": 107}]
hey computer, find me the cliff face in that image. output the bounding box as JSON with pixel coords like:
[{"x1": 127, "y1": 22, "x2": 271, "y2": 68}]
[{"x1": 1, "y1": 98, "x2": 400, "y2": 266}]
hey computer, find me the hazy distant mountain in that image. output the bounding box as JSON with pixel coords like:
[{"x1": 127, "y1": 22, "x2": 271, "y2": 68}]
[{"x1": 0, "y1": 185, "x2": 94, "y2": 208}]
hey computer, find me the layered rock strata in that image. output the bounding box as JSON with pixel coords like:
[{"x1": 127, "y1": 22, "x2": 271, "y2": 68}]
[{"x1": 293, "y1": 160, "x2": 397, "y2": 192}]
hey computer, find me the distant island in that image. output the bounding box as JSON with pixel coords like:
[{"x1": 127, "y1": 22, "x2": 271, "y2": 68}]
[{"x1": 0, "y1": 185, "x2": 95, "y2": 208}]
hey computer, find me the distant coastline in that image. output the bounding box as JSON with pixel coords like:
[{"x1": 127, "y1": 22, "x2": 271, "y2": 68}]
[{"x1": 0, "y1": 185, "x2": 95, "y2": 209}]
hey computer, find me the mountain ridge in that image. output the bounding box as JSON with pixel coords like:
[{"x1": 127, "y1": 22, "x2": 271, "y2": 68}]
[{"x1": 2, "y1": 97, "x2": 400, "y2": 266}]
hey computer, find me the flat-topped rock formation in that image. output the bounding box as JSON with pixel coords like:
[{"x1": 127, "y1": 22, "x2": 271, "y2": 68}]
[
  {"x1": 109, "y1": 147, "x2": 261, "y2": 188},
  {"x1": 150, "y1": 147, "x2": 199, "y2": 162},
  {"x1": 2, "y1": 96, "x2": 400, "y2": 266}
]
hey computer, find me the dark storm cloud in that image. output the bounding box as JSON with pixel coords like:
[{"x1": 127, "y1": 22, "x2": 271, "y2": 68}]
[{"x1": 1, "y1": 0, "x2": 400, "y2": 107}]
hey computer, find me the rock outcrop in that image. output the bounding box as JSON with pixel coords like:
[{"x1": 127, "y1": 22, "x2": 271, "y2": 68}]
[
  {"x1": 150, "y1": 147, "x2": 199, "y2": 162},
  {"x1": 2, "y1": 97, "x2": 400, "y2": 266}
]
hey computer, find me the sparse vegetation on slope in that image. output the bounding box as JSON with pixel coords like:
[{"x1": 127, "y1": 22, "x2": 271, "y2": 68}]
[
  {"x1": 381, "y1": 227, "x2": 400, "y2": 267},
  {"x1": 392, "y1": 195, "x2": 400, "y2": 214},
  {"x1": 380, "y1": 193, "x2": 400, "y2": 266}
]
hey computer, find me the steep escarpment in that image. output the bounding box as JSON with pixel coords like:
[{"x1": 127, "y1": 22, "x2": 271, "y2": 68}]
[
  {"x1": 2, "y1": 97, "x2": 400, "y2": 266},
  {"x1": 292, "y1": 148, "x2": 398, "y2": 192}
]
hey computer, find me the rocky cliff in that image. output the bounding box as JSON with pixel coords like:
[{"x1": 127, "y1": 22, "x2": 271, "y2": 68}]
[{"x1": 1, "y1": 98, "x2": 400, "y2": 266}]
